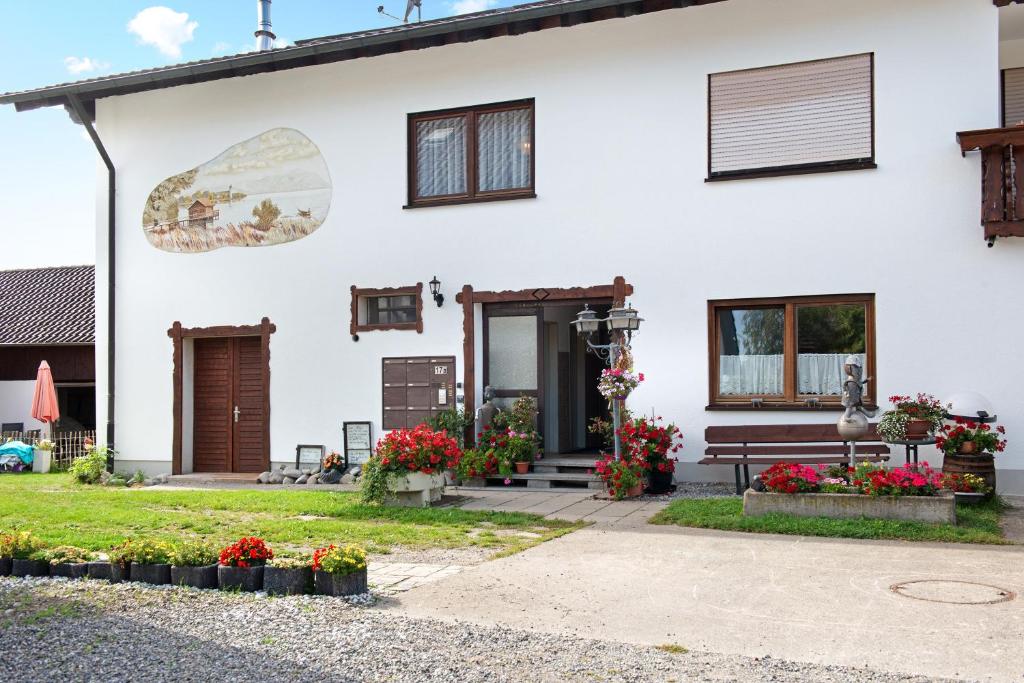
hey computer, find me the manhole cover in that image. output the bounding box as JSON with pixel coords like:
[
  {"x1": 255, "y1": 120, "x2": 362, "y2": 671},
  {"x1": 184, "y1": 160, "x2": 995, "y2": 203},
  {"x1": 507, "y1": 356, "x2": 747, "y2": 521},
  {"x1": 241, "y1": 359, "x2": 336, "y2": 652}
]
[{"x1": 890, "y1": 580, "x2": 1016, "y2": 605}]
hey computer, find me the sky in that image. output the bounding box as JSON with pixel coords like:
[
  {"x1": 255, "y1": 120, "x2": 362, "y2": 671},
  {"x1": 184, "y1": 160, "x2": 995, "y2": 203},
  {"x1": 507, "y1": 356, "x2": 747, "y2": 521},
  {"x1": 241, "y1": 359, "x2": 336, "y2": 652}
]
[{"x1": 0, "y1": 0, "x2": 519, "y2": 270}]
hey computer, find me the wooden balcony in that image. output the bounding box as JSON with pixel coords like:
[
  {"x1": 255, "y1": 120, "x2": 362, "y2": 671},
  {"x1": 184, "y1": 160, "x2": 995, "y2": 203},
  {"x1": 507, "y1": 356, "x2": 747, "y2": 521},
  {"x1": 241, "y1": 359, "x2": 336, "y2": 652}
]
[{"x1": 957, "y1": 125, "x2": 1024, "y2": 243}]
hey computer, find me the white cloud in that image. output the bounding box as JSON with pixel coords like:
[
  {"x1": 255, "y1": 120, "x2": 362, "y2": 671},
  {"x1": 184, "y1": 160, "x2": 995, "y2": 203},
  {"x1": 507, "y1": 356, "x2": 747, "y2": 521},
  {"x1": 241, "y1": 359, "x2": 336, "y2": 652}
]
[
  {"x1": 127, "y1": 6, "x2": 198, "y2": 58},
  {"x1": 64, "y1": 56, "x2": 111, "y2": 75},
  {"x1": 272, "y1": 37, "x2": 291, "y2": 49},
  {"x1": 211, "y1": 41, "x2": 232, "y2": 55},
  {"x1": 450, "y1": 0, "x2": 498, "y2": 15}
]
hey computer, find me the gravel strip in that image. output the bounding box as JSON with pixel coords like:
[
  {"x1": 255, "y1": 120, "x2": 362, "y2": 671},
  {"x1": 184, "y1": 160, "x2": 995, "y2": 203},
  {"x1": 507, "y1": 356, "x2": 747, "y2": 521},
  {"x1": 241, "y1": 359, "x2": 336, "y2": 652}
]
[
  {"x1": 638, "y1": 481, "x2": 737, "y2": 502},
  {"x1": 0, "y1": 577, "x2": 955, "y2": 683}
]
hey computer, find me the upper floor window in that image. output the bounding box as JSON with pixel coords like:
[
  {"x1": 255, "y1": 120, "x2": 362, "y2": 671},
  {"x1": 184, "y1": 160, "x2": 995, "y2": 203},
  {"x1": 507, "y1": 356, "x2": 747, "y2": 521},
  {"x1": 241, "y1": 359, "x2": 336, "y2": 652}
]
[
  {"x1": 408, "y1": 99, "x2": 535, "y2": 207},
  {"x1": 708, "y1": 54, "x2": 875, "y2": 181},
  {"x1": 708, "y1": 294, "x2": 875, "y2": 409},
  {"x1": 1002, "y1": 68, "x2": 1024, "y2": 126}
]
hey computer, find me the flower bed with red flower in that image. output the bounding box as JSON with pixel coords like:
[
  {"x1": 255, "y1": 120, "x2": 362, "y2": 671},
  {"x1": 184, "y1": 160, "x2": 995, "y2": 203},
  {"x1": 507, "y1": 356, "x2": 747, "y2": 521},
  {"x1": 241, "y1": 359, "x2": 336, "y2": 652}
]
[
  {"x1": 853, "y1": 462, "x2": 942, "y2": 496},
  {"x1": 219, "y1": 537, "x2": 273, "y2": 568},
  {"x1": 374, "y1": 423, "x2": 462, "y2": 475},
  {"x1": 940, "y1": 472, "x2": 991, "y2": 494},
  {"x1": 619, "y1": 416, "x2": 682, "y2": 474},
  {"x1": 762, "y1": 462, "x2": 820, "y2": 493},
  {"x1": 935, "y1": 418, "x2": 1007, "y2": 456},
  {"x1": 595, "y1": 456, "x2": 645, "y2": 500}
]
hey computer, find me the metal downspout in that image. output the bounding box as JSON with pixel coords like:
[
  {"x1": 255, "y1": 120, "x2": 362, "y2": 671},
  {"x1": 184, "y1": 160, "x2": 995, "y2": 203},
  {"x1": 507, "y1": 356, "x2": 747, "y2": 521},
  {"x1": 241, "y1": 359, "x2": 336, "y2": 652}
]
[{"x1": 66, "y1": 93, "x2": 115, "y2": 449}]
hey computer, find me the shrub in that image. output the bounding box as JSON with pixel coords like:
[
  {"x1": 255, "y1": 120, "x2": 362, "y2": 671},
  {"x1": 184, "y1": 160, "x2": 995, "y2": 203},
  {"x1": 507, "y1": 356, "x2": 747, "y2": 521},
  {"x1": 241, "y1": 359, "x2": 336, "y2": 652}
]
[
  {"x1": 426, "y1": 407, "x2": 473, "y2": 448},
  {"x1": 762, "y1": 462, "x2": 820, "y2": 494},
  {"x1": 268, "y1": 555, "x2": 311, "y2": 570},
  {"x1": 6, "y1": 531, "x2": 46, "y2": 560},
  {"x1": 312, "y1": 544, "x2": 367, "y2": 575},
  {"x1": 168, "y1": 540, "x2": 219, "y2": 567},
  {"x1": 219, "y1": 537, "x2": 273, "y2": 568},
  {"x1": 69, "y1": 449, "x2": 108, "y2": 484},
  {"x1": 456, "y1": 448, "x2": 496, "y2": 481},
  {"x1": 131, "y1": 538, "x2": 173, "y2": 565},
  {"x1": 108, "y1": 540, "x2": 136, "y2": 567},
  {"x1": 45, "y1": 546, "x2": 95, "y2": 564}
]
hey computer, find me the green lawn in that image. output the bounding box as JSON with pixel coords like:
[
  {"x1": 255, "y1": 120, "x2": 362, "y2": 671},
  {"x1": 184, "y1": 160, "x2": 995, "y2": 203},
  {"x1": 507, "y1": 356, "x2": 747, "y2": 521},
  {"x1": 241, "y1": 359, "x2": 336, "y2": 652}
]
[
  {"x1": 0, "y1": 474, "x2": 582, "y2": 556},
  {"x1": 649, "y1": 496, "x2": 1010, "y2": 545}
]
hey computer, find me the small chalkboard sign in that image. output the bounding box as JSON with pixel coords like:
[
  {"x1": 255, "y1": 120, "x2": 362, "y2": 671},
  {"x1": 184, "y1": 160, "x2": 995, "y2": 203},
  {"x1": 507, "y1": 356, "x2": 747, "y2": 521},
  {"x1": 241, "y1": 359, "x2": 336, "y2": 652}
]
[
  {"x1": 343, "y1": 422, "x2": 373, "y2": 464},
  {"x1": 295, "y1": 444, "x2": 325, "y2": 469}
]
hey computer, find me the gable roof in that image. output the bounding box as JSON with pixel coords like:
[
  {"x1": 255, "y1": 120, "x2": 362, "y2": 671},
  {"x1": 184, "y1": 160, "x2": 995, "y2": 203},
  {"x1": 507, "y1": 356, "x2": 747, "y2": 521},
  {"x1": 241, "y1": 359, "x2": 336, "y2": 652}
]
[
  {"x1": 0, "y1": 265, "x2": 95, "y2": 345},
  {"x1": 0, "y1": 0, "x2": 730, "y2": 119}
]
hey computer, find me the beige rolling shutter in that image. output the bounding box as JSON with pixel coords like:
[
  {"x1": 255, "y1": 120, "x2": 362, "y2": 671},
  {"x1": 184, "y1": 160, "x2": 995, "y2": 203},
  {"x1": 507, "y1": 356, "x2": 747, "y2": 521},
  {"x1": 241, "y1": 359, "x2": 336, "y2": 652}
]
[
  {"x1": 1003, "y1": 68, "x2": 1024, "y2": 127},
  {"x1": 709, "y1": 54, "x2": 873, "y2": 176}
]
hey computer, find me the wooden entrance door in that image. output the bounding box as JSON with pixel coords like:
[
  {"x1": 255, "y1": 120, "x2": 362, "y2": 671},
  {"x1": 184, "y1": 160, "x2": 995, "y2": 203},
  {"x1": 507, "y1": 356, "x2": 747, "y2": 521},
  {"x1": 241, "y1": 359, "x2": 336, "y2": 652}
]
[{"x1": 193, "y1": 336, "x2": 267, "y2": 473}]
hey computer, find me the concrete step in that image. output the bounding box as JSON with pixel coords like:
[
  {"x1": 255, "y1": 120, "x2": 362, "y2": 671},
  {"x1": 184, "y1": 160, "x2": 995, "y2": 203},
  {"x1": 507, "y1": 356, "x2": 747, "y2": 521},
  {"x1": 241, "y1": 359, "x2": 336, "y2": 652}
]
[{"x1": 536, "y1": 457, "x2": 599, "y2": 469}]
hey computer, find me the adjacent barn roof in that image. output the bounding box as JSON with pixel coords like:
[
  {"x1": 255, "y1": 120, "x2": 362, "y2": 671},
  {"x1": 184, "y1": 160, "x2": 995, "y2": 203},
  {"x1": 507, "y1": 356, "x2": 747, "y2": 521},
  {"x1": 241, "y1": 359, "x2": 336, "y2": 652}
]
[
  {"x1": 0, "y1": 0, "x2": 731, "y2": 119},
  {"x1": 0, "y1": 265, "x2": 95, "y2": 345}
]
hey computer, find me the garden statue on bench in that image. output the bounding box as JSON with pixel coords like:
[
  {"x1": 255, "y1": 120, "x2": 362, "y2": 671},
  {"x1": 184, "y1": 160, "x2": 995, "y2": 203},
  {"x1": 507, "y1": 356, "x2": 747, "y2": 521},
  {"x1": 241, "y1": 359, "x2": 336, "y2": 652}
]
[{"x1": 837, "y1": 354, "x2": 873, "y2": 467}]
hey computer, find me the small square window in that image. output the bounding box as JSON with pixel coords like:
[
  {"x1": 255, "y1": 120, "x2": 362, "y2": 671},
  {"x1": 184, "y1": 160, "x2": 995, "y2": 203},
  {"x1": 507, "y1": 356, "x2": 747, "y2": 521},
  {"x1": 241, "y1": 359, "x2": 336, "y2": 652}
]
[{"x1": 351, "y1": 285, "x2": 423, "y2": 335}]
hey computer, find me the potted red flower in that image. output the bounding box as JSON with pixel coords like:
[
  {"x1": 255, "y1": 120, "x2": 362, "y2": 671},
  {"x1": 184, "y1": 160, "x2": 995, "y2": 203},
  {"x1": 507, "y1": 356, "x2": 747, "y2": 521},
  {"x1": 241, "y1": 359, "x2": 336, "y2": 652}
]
[
  {"x1": 218, "y1": 537, "x2": 273, "y2": 591},
  {"x1": 361, "y1": 424, "x2": 462, "y2": 506},
  {"x1": 877, "y1": 394, "x2": 947, "y2": 442},
  {"x1": 619, "y1": 416, "x2": 682, "y2": 495},
  {"x1": 595, "y1": 456, "x2": 645, "y2": 500}
]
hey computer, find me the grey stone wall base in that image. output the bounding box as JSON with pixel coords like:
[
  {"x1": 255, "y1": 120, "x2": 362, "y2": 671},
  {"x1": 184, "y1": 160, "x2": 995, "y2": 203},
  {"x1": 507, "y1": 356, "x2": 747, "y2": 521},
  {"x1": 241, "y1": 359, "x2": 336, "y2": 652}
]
[{"x1": 743, "y1": 490, "x2": 956, "y2": 525}]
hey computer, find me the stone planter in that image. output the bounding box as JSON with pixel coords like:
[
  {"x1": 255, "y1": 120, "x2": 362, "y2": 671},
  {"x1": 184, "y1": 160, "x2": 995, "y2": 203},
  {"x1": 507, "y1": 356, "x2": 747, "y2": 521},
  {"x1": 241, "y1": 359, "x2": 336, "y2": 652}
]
[
  {"x1": 51, "y1": 562, "x2": 89, "y2": 580},
  {"x1": 12, "y1": 559, "x2": 50, "y2": 577},
  {"x1": 264, "y1": 566, "x2": 312, "y2": 596},
  {"x1": 0, "y1": 557, "x2": 11, "y2": 576},
  {"x1": 314, "y1": 569, "x2": 368, "y2": 597},
  {"x1": 385, "y1": 472, "x2": 446, "y2": 508},
  {"x1": 171, "y1": 564, "x2": 219, "y2": 589},
  {"x1": 743, "y1": 490, "x2": 956, "y2": 525},
  {"x1": 217, "y1": 564, "x2": 264, "y2": 592},
  {"x1": 87, "y1": 561, "x2": 112, "y2": 581},
  {"x1": 108, "y1": 562, "x2": 130, "y2": 583},
  {"x1": 130, "y1": 563, "x2": 172, "y2": 585},
  {"x1": 32, "y1": 447, "x2": 53, "y2": 474}
]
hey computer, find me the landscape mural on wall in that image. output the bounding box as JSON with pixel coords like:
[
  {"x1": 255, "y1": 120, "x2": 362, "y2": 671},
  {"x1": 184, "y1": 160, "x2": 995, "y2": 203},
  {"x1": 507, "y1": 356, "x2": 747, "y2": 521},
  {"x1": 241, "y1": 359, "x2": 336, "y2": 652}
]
[{"x1": 142, "y1": 127, "x2": 332, "y2": 253}]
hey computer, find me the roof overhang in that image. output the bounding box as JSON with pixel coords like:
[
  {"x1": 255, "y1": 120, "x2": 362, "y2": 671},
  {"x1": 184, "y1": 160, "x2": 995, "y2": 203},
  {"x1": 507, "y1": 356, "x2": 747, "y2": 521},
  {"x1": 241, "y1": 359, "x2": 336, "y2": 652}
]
[{"x1": 0, "y1": 0, "x2": 730, "y2": 121}]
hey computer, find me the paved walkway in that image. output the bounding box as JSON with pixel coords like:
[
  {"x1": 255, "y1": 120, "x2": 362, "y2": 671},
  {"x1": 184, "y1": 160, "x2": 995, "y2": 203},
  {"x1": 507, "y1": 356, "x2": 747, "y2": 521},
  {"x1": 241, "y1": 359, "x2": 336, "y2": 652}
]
[
  {"x1": 390, "y1": 520, "x2": 1024, "y2": 682},
  {"x1": 450, "y1": 486, "x2": 669, "y2": 525},
  {"x1": 369, "y1": 562, "x2": 465, "y2": 593}
]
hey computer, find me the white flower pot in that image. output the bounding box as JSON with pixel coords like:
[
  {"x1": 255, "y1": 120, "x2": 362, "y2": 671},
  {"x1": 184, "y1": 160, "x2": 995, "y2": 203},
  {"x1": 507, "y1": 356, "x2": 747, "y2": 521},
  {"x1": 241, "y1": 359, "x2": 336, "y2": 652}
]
[
  {"x1": 32, "y1": 448, "x2": 52, "y2": 474},
  {"x1": 385, "y1": 472, "x2": 446, "y2": 508}
]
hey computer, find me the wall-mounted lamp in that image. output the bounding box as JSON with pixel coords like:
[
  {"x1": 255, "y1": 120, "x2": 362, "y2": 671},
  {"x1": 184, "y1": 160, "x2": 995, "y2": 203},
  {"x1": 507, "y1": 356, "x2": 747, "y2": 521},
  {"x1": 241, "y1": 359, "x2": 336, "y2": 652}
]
[{"x1": 429, "y1": 276, "x2": 444, "y2": 307}]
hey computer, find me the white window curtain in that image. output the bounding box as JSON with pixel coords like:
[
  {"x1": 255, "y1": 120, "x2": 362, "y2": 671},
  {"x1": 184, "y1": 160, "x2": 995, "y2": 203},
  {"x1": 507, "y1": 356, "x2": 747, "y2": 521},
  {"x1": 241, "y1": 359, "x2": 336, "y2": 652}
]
[
  {"x1": 477, "y1": 109, "x2": 531, "y2": 192},
  {"x1": 416, "y1": 116, "x2": 466, "y2": 197},
  {"x1": 719, "y1": 353, "x2": 866, "y2": 396}
]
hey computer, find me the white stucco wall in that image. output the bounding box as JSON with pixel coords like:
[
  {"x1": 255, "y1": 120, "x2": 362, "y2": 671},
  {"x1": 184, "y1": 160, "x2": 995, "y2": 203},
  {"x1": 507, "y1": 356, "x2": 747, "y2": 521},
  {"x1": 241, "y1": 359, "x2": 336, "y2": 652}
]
[
  {"x1": 0, "y1": 381, "x2": 42, "y2": 432},
  {"x1": 92, "y1": 0, "x2": 1024, "y2": 490}
]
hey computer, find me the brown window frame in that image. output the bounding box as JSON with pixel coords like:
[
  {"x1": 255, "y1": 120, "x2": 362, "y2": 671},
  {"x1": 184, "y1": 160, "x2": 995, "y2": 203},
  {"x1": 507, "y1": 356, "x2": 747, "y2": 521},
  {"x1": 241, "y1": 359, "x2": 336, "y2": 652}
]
[
  {"x1": 406, "y1": 98, "x2": 536, "y2": 208},
  {"x1": 706, "y1": 53, "x2": 877, "y2": 183},
  {"x1": 707, "y1": 293, "x2": 876, "y2": 410},
  {"x1": 350, "y1": 284, "x2": 424, "y2": 335}
]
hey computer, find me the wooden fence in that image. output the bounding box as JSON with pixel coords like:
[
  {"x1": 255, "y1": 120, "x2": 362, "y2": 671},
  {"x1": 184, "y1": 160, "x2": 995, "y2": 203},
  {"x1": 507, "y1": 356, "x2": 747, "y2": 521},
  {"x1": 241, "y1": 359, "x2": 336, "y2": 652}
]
[{"x1": 1, "y1": 430, "x2": 96, "y2": 471}]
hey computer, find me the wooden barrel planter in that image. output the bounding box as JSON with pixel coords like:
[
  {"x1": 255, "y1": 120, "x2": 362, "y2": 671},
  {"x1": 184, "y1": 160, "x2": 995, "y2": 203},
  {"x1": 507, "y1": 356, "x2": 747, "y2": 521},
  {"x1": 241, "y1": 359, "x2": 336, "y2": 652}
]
[{"x1": 943, "y1": 452, "x2": 997, "y2": 498}]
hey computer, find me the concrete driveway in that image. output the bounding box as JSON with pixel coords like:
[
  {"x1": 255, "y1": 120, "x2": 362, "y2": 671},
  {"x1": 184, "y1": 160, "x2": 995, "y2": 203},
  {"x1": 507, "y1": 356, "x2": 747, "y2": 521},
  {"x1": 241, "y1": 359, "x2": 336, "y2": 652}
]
[{"x1": 391, "y1": 523, "x2": 1024, "y2": 682}]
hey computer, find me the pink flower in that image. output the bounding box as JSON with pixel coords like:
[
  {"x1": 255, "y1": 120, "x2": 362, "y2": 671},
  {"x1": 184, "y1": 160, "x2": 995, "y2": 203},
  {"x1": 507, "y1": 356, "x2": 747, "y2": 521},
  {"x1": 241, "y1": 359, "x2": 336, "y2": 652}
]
[{"x1": 503, "y1": 478, "x2": 512, "y2": 486}]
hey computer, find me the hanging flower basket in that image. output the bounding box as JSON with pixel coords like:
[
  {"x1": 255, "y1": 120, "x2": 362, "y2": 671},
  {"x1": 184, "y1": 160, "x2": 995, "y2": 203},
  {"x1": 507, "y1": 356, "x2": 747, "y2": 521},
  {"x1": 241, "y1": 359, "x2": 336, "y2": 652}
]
[{"x1": 597, "y1": 369, "x2": 643, "y2": 401}]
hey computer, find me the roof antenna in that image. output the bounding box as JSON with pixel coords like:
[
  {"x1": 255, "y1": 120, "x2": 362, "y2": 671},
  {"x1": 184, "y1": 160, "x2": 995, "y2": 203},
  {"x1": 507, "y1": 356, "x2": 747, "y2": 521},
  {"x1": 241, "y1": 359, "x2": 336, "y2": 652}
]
[{"x1": 378, "y1": 0, "x2": 422, "y2": 23}]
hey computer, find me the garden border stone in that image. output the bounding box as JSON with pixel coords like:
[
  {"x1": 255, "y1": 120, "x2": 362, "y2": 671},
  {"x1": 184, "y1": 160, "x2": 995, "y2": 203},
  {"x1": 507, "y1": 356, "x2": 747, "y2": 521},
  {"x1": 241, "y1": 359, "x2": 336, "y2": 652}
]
[
  {"x1": 51, "y1": 562, "x2": 89, "y2": 579},
  {"x1": 742, "y1": 490, "x2": 957, "y2": 525},
  {"x1": 12, "y1": 559, "x2": 49, "y2": 577},
  {"x1": 171, "y1": 564, "x2": 219, "y2": 589},
  {"x1": 264, "y1": 566, "x2": 312, "y2": 595},
  {"x1": 109, "y1": 562, "x2": 130, "y2": 583},
  {"x1": 0, "y1": 557, "x2": 11, "y2": 576},
  {"x1": 87, "y1": 561, "x2": 112, "y2": 581},
  {"x1": 130, "y1": 562, "x2": 172, "y2": 585},
  {"x1": 217, "y1": 565, "x2": 264, "y2": 592},
  {"x1": 314, "y1": 569, "x2": 368, "y2": 597}
]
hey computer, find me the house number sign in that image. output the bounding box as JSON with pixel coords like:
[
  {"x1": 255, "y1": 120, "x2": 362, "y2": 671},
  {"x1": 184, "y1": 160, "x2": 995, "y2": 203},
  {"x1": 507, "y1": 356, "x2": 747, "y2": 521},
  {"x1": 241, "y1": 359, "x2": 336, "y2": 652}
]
[{"x1": 343, "y1": 422, "x2": 373, "y2": 464}]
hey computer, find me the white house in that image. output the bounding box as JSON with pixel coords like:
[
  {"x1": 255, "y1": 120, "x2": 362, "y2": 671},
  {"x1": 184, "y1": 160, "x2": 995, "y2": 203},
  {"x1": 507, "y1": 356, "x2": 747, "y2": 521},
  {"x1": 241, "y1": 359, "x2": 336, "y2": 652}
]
[{"x1": 3, "y1": 0, "x2": 1024, "y2": 492}]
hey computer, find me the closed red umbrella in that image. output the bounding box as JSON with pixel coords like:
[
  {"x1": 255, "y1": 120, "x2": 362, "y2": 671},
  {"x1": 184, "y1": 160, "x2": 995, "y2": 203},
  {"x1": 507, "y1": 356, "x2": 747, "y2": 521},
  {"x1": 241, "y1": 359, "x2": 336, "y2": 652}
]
[{"x1": 31, "y1": 361, "x2": 60, "y2": 436}]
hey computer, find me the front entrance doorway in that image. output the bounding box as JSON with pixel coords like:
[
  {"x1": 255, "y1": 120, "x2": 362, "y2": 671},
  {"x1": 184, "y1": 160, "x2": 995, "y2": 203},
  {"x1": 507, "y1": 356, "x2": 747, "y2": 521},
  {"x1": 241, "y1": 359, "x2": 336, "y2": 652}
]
[
  {"x1": 192, "y1": 336, "x2": 268, "y2": 473},
  {"x1": 483, "y1": 301, "x2": 610, "y2": 455}
]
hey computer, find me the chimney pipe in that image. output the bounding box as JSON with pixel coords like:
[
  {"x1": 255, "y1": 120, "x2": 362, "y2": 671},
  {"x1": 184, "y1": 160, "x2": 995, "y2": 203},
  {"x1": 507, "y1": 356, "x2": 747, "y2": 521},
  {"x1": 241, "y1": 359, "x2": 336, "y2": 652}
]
[{"x1": 255, "y1": 0, "x2": 276, "y2": 51}]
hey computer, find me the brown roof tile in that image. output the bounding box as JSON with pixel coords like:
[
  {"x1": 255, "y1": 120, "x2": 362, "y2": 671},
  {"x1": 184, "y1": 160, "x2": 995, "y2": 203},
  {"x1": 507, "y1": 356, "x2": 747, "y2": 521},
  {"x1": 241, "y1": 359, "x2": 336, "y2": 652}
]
[{"x1": 0, "y1": 265, "x2": 95, "y2": 345}]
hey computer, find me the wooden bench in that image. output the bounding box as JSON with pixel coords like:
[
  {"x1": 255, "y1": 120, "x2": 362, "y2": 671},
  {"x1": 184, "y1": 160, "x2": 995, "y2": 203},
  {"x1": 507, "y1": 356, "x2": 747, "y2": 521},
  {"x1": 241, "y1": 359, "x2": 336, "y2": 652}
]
[{"x1": 700, "y1": 424, "x2": 891, "y2": 495}]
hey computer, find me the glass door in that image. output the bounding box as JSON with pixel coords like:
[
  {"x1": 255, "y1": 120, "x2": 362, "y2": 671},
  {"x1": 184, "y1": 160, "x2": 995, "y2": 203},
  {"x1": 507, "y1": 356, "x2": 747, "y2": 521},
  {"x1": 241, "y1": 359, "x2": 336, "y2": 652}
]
[{"x1": 483, "y1": 306, "x2": 543, "y2": 433}]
